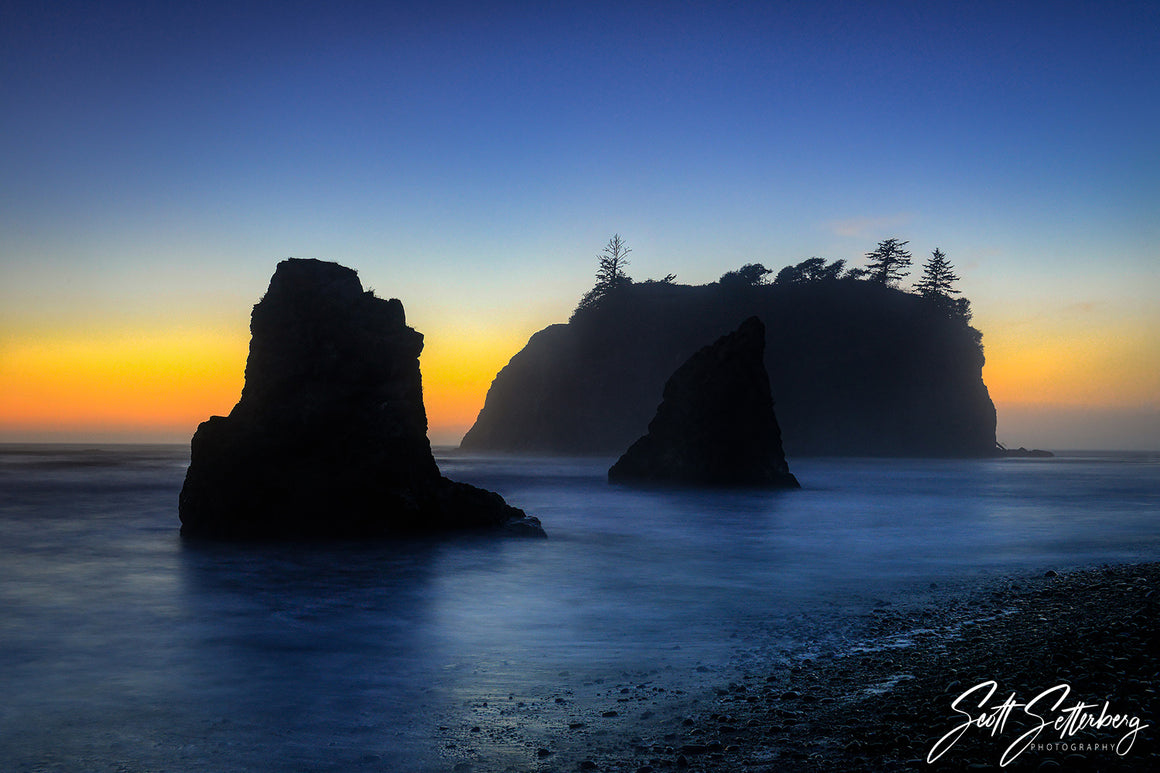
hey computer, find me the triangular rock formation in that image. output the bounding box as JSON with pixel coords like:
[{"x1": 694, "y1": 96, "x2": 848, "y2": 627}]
[
  {"x1": 179, "y1": 258, "x2": 544, "y2": 539},
  {"x1": 608, "y1": 316, "x2": 799, "y2": 488}
]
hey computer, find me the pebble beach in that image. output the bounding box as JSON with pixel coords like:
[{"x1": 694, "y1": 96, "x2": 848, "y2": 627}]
[{"x1": 438, "y1": 563, "x2": 1158, "y2": 772}]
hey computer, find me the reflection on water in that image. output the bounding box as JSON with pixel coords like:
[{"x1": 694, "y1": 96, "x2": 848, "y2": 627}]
[
  {"x1": 176, "y1": 541, "x2": 447, "y2": 771},
  {"x1": 0, "y1": 446, "x2": 1157, "y2": 770}
]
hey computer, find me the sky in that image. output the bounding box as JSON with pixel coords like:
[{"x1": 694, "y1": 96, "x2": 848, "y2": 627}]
[{"x1": 2, "y1": 0, "x2": 1157, "y2": 450}]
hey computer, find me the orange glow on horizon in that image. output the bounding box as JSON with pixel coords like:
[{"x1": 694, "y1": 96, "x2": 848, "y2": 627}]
[
  {"x1": 1, "y1": 329, "x2": 247, "y2": 440},
  {"x1": 420, "y1": 326, "x2": 530, "y2": 442},
  {"x1": 0, "y1": 323, "x2": 530, "y2": 445},
  {"x1": 981, "y1": 317, "x2": 1159, "y2": 410},
  {"x1": 4, "y1": 310, "x2": 1155, "y2": 447}
]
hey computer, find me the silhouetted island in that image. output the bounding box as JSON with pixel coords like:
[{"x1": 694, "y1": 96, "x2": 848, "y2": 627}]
[
  {"x1": 999, "y1": 446, "x2": 1055, "y2": 458},
  {"x1": 461, "y1": 272, "x2": 997, "y2": 457},
  {"x1": 179, "y1": 258, "x2": 544, "y2": 539},
  {"x1": 609, "y1": 317, "x2": 799, "y2": 488}
]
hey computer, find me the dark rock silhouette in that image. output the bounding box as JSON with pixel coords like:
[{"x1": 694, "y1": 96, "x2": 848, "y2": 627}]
[
  {"x1": 461, "y1": 279, "x2": 997, "y2": 457},
  {"x1": 179, "y1": 258, "x2": 544, "y2": 539},
  {"x1": 609, "y1": 317, "x2": 799, "y2": 488},
  {"x1": 1000, "y1": 446, "x2": 1055, "y2": 458}
]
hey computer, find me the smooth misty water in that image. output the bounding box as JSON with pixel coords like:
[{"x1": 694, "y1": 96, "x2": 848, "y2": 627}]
[{"x1": 1, "y1": 445, "x2": 1157, "y2": 771}]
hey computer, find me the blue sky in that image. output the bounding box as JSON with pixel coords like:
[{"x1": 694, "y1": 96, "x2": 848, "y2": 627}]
[{"x1": 2, "y1": 1, "x2": 1158, "y2": 447}]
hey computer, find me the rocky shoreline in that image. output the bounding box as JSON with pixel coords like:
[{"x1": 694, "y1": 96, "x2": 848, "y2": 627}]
[{"x1": 439, "y1": 563, "x2": 1158, "y2": 772}]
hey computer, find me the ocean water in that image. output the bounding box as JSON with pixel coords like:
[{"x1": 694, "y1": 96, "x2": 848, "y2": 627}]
[{"x1": 1, "y1": 445, "x2": 1157, "y2": 771}]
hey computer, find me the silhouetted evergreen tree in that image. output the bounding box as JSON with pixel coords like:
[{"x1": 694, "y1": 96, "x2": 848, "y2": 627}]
[
  {"x1": 596, "y1": 233, "x2": 631, "y2": 288},
  {"x1": 914, "y1": 248, "x2": 960, "y2": 298},
  {"x1": 573, "y1": 234, "x2": 633, "y2": 318},
  {"x1": 773, "y1": 265, "x2": 797, "y2": 284},
  {"x1": 820, "y1": 258, "x2": 847, "y2": 280},
  {"x1": 774, "y1": 257, "x2": 847, "y2": 284},
  {"x1": 719, "y1": 263, "x2": 772, "y2": 287},
  {"x1": 865, "y1": 238, "x2": 912, "y2": 286},
  {"x1": 915, "y1": 248, "x2": 971, "y2": 321}
]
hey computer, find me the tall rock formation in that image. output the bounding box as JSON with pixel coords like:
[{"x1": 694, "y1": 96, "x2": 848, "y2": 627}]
[
  {"x1": 179, "y1": 258, "x2": 544, "y2": 539},
  {"x1": 609, "y1": 317, "x2": 799, "y2": 487}
]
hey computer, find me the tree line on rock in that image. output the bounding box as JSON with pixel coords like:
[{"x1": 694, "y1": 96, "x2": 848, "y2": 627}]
[{"x1": 573, "y1": 234, "x2": 973, "y2": 324}]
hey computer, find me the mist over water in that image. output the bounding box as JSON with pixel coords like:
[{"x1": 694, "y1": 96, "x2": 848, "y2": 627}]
[{"x1": 1, "y1": 445, "x2": 1157, "y2": 770}]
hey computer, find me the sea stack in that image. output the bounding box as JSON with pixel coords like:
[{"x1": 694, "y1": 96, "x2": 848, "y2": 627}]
[
  {"x1": 608, "y1": 317, "x2": 799, "y2": 488},
  {"x1": 179, "y1": 258, "x2": 544, "y2": 539}
]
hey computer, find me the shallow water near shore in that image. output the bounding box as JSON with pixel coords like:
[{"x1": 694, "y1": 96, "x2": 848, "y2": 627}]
[{"x1": 1, "y1": 445, "x2": 1157, "y2": 771}]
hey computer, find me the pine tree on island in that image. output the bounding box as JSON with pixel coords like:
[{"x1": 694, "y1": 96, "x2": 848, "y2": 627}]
[
  {"x1": 915, "y1": 247, "x2": 971, "y2": 321},
  {"x1": 865, "y1": 238, "x2": 913, "y2": 286},
  {"x1": 573, "y1": 234, "x2": 633, "y2": 318}
]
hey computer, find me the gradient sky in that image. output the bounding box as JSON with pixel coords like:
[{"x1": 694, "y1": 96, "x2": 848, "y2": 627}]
[{"x1": 2, "y1": 1, "x2": 1157, "y2": 449}]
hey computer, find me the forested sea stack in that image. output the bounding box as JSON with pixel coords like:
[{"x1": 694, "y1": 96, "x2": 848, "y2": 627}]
[
  {"x1": 609, "y1": 317, "x2": 799, "y2": 488},
  {"x1": 179, "y1": 258, "x2": 544, "y2": 539},
  {"x1": 461, "y1": 274, "x2": 997, "y2": 457}
]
